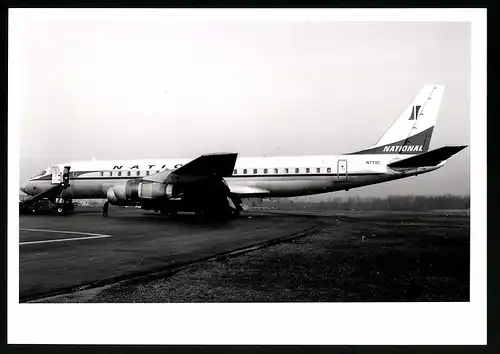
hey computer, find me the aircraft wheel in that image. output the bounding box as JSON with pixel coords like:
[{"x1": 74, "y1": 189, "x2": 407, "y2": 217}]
[{"x1": 57, "y1": 207, "x2": 63, "y2": 213}]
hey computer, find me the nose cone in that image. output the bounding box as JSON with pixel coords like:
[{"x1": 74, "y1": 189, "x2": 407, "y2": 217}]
[{"x1": 20, "y1": 180, "x2": 30, "y2": 195}]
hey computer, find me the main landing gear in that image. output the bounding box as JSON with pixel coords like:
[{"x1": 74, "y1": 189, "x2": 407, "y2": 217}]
[{"x1": 155, "y1": 194, "x2": 243, "y2": 221}]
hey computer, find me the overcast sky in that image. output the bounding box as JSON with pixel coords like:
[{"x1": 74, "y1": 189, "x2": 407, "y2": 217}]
[{"x1": 12, "y1": 14, "x2": 470, "y2": 197}]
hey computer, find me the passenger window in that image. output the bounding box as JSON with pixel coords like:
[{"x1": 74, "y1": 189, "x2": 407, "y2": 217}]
[
  {"x1": 317, "y1": 168, "x2": 320, "y2": 173},
  {"x1": 327, "y1": 167, "x2": 331, "y2": 173},
  {"x1": 233, "y1": 169, "x2": 237, "y2": 175},
  {"x1": 253, "y1": 169, "x2": 257, "y2": 174},
  {"x1": 264, "y1": 169, "x2": 268, "y2": 174},
  {"x1": 274, "y1": 168, "x2": 278, "y2": 174},
  {"x1": 306, "y1": 168, "x2": 310, "y2": 173},
  {"x1": 285, "y1": 168, "x2": 289, "y2": 173},
  {"x1": 136, "y1": 171, "x2": 140, "y2": 176},
  {"x1": 243, "y1": 169, "x2": 247, "y2": 174},
  {"x1": 146, "y1": 171, "x2": 150, "y2": 176},
  {"x1": 118, "y1": 171, "x2": 122, "y2": 177},
  {"x1": 127, "y1": 171, "x2": 131, "y2": 177},
  {"x1": 295, "y1": 168, "x2": 299, "y2": 173},
  {"x1": 100, "y1": 172, "x2": 104, "y2": 177},
  {"x1": 110, "y1": 172, "x2": 113, "y2": 177}
]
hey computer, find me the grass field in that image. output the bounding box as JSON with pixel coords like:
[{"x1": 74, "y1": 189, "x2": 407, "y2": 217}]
[{"x1": 72, "y1": 211, "x2": 470, "y2": 302}]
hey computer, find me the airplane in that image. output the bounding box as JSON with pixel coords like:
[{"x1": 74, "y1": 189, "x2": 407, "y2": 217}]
[{"x1": 20, "y1": 85, "x2": 467, "y2": 219}]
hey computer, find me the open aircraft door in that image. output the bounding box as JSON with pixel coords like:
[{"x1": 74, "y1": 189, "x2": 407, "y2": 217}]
[
  {"x1": 50, "y1": 165, "x2": 71, "y2": 185},
  {"x1": 62, "y1": 166, "x2": 71, "y2": 186},
  {"x1": 50, "y1": 166, "x2": 61, "y2": 184},
  {"x1": 337, "y1": 159, "x2": 348, "y2": 180}
]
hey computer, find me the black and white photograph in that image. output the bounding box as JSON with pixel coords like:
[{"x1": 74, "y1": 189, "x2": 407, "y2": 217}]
[{"x1": 8, "y1": 8, "x2": 486, "y2": 345}]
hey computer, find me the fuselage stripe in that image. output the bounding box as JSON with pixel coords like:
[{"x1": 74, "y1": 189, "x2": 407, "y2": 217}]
[{"x1": 31, "y1": 172, "x2": 385, "y2": 181}]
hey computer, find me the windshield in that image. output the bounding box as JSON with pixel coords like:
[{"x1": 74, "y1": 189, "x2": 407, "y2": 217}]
[{"x1": 30, "y1": 168, "x2": 49, "y2": 179}]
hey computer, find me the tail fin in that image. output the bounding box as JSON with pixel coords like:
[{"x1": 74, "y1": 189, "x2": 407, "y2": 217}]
[{"x1": 350, "y1": 85, "x2": 445, "y2": 155}]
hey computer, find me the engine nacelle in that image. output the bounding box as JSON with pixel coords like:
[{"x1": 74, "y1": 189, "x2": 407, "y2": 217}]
[
  {"x1": 138, "y1": 182, "x2": 181, "y2": 199},
  {"x1": 107, "y1": 180, "x2": 181, "y2": 205},
  {"x1": 165, "y1": 184, "x2": 177, "y2": 198},
  {"x1": 138, "y1": 181, "x2": 166, "y2": 199},
  {"x1": 106, "y1": 185, "x2": 127, "y2": 205}
]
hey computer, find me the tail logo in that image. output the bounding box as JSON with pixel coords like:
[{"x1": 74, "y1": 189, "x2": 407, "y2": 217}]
[
  {"x1": 383, "y1": 145, "x2": 424, "y2": 153},
  {"x1": 409, "y1": 105, "x2": 421, "y2": 120}
]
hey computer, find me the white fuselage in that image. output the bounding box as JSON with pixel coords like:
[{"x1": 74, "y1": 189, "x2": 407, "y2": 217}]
[
  {"x1": 21, "y1": 85, "x2": 451, "y2": 203},
  {"x1": 22, "y1": 153, "x2": 443, "y2": 200}
]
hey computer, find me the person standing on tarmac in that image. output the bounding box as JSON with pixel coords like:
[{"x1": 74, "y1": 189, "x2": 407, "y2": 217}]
[{"x1": 103, "y1": 201, "x2": 109, "y2": 217}]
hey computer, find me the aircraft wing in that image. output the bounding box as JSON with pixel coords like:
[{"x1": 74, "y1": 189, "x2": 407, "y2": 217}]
[
  {"x1": 388, "y1": 145, "x2": 467, "y2": 169},
  {"x1": 173, "y1": 153, "x2": 238, "y2": 177},
  {"x1": 139, "y1": 153, "x2": 240, "y2": 213},
  {"x1": 143, "y1": 153, "x2": 238, "y2": 183}
]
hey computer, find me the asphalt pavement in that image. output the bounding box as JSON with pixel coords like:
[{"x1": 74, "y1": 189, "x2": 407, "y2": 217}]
[{"x1": 19, "y1": 207, "x2": 315, "y2": 301}]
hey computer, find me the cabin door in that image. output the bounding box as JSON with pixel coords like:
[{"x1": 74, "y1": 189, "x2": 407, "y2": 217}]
[
  {"x1": 51, "y1": 166, "x2": 61, "y2": 184},
  {"x1": 337, "y1": 159, "x2": 348, "y2": 180}
]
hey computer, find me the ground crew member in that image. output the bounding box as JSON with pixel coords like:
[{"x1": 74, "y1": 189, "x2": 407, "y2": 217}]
[{"x1": 103, "y1": 201, "x2": 109, "y2": 217}]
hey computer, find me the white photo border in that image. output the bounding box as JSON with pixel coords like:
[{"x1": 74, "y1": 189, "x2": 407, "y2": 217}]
[{"x1": 8, "y1": 8, "x2": 486, "y2": 345}]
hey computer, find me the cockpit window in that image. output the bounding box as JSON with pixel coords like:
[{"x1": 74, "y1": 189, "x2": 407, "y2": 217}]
[{"x1": 31, "y1": 168, "x2": 49, "y2": 179}]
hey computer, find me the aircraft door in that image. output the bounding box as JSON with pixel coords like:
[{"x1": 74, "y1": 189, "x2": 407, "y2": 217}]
[
  {"x1": 51, "y1": 166, "x2": 61, "y2": 184},
  {"x1": 337, "y1": 159, "x2": 348, "y2": 180},
  {"x1": 62, "y1": 166, "x2": 71, "y2": 186}
]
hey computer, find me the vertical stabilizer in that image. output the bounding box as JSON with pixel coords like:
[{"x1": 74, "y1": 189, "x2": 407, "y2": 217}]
[{"x1": 350, "y1": 85, "x2": 445, "y2": 154}]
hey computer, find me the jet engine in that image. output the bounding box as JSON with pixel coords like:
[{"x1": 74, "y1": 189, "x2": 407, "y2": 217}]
[
  {"x1": 106, "y1": 179, "x2": 182, "y2": 205},
  {"x1": 106, "y1": 185, "x2": 127, "y2": 205}
]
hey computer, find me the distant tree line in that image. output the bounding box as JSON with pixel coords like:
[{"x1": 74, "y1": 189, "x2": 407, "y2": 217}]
[{"x1": 247, "y1": 195, "x2": 470, "y2": 212}]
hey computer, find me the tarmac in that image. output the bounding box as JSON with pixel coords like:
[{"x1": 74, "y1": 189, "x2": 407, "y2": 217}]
[{"x1": 19, "y1": 207, "x2": 317, "y2": 301}]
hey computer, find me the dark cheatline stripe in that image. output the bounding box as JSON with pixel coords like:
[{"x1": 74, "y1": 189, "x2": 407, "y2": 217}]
[
  {"x1": 32, "y1": 173, "x2": 385, "y2": 182},
  {"x1": 66, "y1": 173, "x2": 384, "y2": 181},
  {"x1": 33, "y1": 170, "x2": 103, "y2": 180},
  {"x1": 31, "y1": 168, "x2": 388, "y2": 182},
  {"x1": 349, "y1": 126, "x2": 434, "y2": 155},
  {"x1": 74, "y1": 177, "x2": 141, "y2": 180},
  {"x1": 228, "y1": 173, "x2": 383, "y2": 178},
  {"x1": 34, "y1": 176, "x2": 53, "y2": 180}
]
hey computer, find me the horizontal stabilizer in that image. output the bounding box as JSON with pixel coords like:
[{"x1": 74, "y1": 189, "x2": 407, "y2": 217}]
[
  {"x1": 173, "y1": 153, "x2": 238, "y2": 177},
  {"x1": 387, "y1": 146, "x2": 467, "y2": 169}
]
